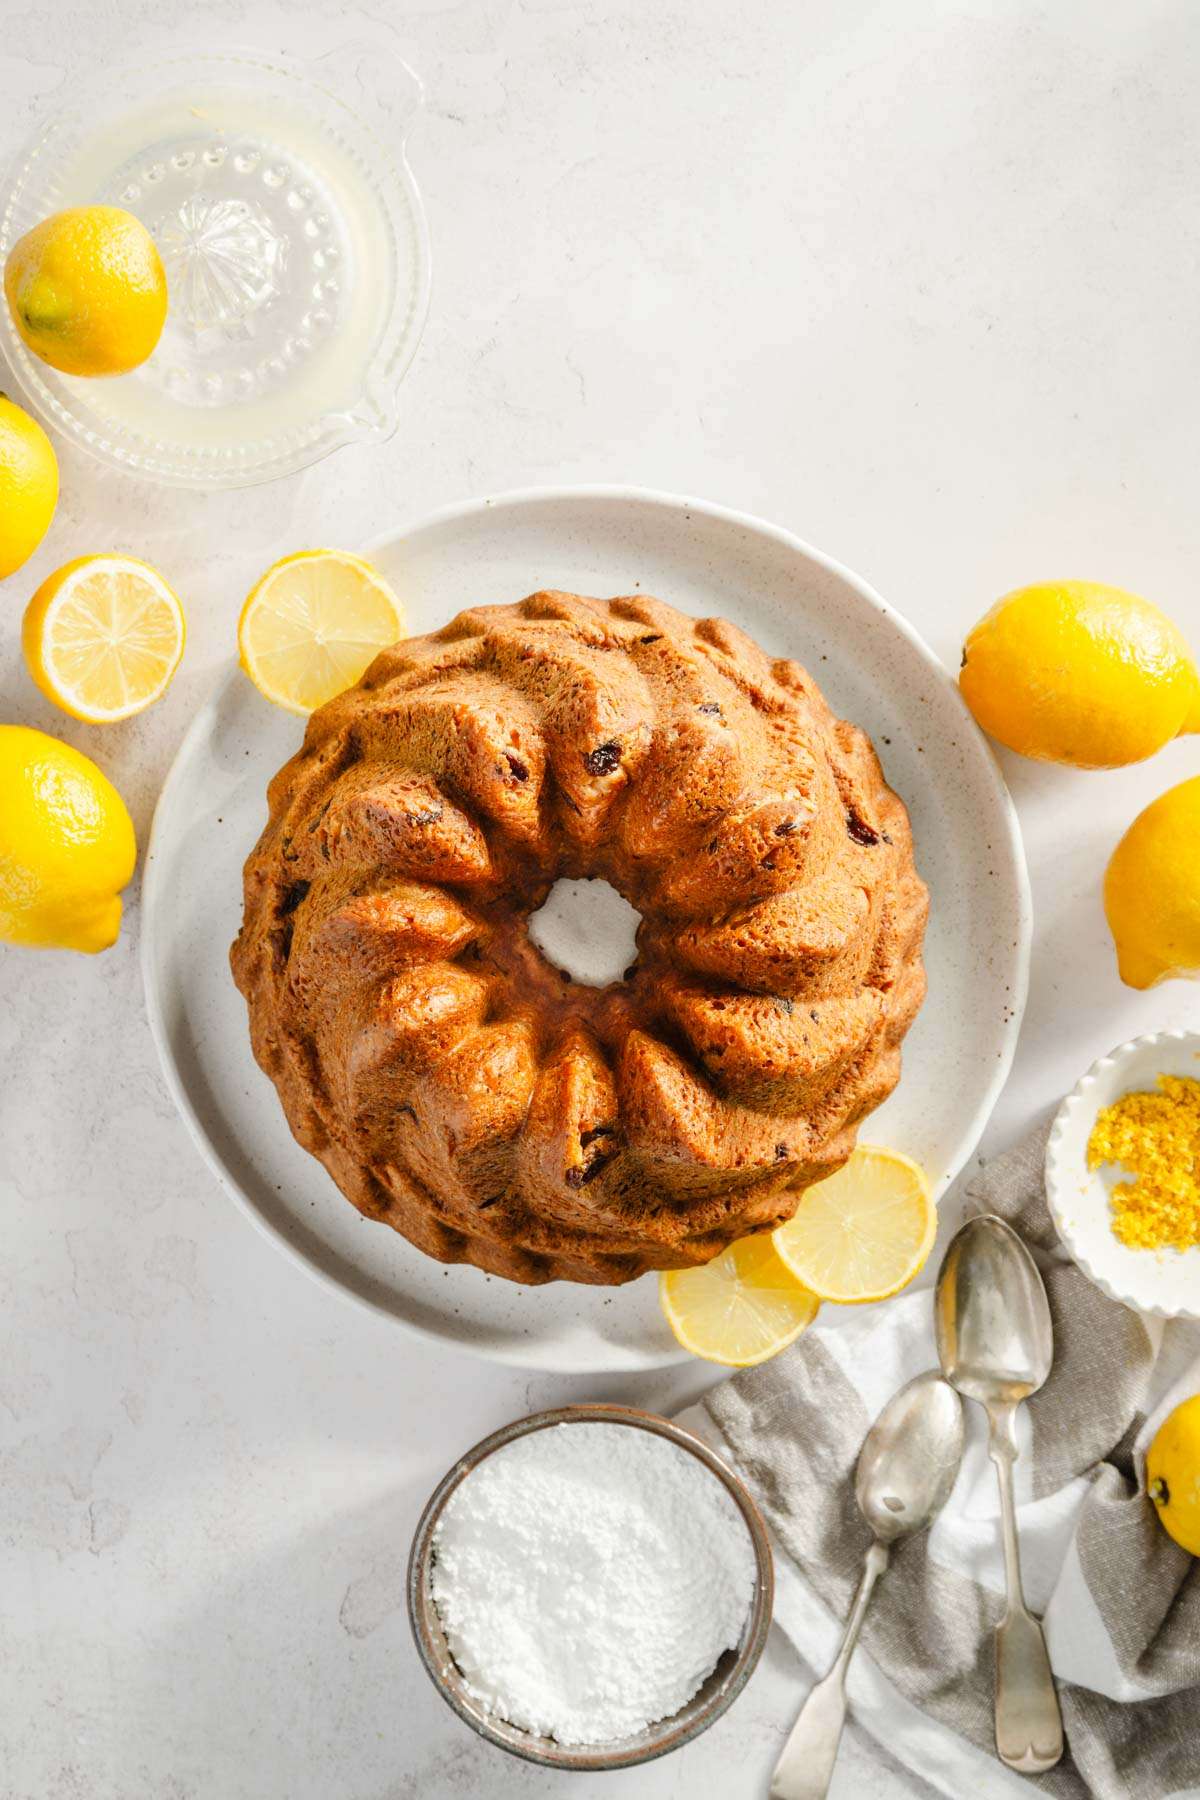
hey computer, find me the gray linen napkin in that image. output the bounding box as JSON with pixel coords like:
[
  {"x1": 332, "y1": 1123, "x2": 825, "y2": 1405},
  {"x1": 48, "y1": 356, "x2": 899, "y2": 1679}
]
[{"x1": 702, "y1": 1123, "x2": 1200, "y2": 1799}]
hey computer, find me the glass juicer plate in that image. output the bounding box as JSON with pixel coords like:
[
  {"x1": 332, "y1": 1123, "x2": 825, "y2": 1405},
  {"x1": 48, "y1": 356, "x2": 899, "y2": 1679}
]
[{"x1": 0, "y1": 47, "x2": 431, "y2": 488}]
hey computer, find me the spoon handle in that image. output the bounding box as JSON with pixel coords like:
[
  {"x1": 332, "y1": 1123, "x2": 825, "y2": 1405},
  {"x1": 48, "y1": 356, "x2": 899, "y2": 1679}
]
[
  {"x1": 987, "y1": 1403, "x2": 1064, "y2": 1773},
  {"x1": 769, "y1": 1538, "x2": 889, "y2": 1800}
]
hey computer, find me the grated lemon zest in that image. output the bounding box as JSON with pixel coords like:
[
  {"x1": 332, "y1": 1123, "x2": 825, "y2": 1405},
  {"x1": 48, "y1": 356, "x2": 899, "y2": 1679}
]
[{"x1": 1087, "y1": 1074, "x2": 1200, "y2": 1252}]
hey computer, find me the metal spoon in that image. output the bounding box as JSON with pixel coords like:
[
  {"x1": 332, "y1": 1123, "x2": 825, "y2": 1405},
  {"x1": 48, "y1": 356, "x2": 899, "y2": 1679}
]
[
  {"x1": 769, "y1": 1371, "x2": 964, "y2": 1800},
  {"x1": 935, "y1": 1213, "x2": 1064, "y2": 1773}
]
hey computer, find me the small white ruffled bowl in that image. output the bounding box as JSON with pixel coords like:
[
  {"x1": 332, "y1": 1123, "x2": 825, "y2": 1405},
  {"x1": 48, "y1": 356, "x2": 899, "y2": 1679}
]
[{"x1": 1046, "y1": 1029, "x2": 1200, "y2": 1320}]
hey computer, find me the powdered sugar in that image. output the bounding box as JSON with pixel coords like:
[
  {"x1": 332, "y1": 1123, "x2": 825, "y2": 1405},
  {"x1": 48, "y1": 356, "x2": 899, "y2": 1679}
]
[{"x1": 430, "y1": 1421, "x2": 757, "y2": 1746}]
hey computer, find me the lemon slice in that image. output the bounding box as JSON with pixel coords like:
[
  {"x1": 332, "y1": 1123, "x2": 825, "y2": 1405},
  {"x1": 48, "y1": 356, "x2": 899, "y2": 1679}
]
[
  {"x1": 660, "y1": 1235, "x2": 819, "y2": 1367},
  {"x1": 773, "y1": 1145, "x2": 936, "y2": 1304},
  {"x1": 23, "y1": 554, "x2": 186, "y2": 723},
  {"x1": 238, "y1": 549, "x2": 406, "y2": 715}
]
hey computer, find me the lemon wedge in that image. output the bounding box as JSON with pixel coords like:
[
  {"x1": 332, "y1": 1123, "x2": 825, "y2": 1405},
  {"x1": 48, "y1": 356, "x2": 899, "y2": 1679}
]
[
  {"x1": 237, "y1": 549, "x2": 406, "y2": 715},
  {"x1": 773, "y1": 1146, "x2": 936, "y2": 1304},
  {"x1": 660, "y1": 1235, "x2": 819, "y2": 1367},
  {"x1": 23, "y1": 554, "x2": 186, "y2": 722}
]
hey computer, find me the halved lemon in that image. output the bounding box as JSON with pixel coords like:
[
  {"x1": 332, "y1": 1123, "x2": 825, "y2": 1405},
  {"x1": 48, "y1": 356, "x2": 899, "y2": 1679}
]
[
  {"x1": 23, "y1": 554, "x2": 186, "y2": 723},
  {"x1": 660, "y1": 1235, "x2": 819, "y2": 1367},
  {"x1": 773, "y1": 1146, "x2": 936, "y2": 1305},
  {"x1": 237, "y1": 549, "x2": 406, "y2": 715}
]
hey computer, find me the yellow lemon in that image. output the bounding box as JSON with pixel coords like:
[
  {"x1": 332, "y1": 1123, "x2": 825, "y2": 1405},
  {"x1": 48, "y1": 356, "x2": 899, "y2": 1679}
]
[
  {"x1": 23, "y1": 554, "x2": 186, "y2": 723},
  {"x1": 5, "y1": 206, "x2": 167, "y2": 377},
  {"x1": 773, "y1": 1146, "x2": 936, "y2": 1304},
  {"x1": 960, "y1": 581, "x2": 1200, "y2": 768},
  {"x1": 0, "y1": 393, "x2": 58, "y2": 578},
  {"x1": 659, "y1": 1235, "x2": 819, "y2": 1367},
  {"x1": 1146, "y1": 1395, "x2": 1200, "y2": 1557},
  {"x1": 0, "y1": 724, "x2": 135, "y2": 953},
  {"x1": 1104, "y1": 775, "x2": 1200, "y2": 989},
  {"x1": 238, "y1": 549, "x2": 406, "y2": 715}
]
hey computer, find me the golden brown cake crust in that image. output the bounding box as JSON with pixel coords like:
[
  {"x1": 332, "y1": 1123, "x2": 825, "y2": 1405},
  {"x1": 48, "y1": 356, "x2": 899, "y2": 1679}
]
[{"x1": 230, "y1": 592, "x2": 929, "y2": 1285}]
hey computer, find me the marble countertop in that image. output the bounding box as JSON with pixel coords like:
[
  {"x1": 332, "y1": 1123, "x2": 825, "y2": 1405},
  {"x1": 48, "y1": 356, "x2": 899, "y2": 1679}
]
[{"x1": 2, "y1": 2, "x2": 1197, "y2": 1796}]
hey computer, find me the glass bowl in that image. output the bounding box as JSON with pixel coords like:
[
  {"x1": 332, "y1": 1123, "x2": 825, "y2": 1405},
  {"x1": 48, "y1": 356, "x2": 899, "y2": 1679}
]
[
  {"x1": 407, "y1": 1404, "x2": 774, "y2": 1772},
  {"x1": 0, "y1": 44, "x2": 431, "y2": 488}
]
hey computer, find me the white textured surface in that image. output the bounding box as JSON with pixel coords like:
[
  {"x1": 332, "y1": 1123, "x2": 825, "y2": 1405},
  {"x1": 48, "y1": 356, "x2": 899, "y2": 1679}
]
[
  {"x1": 528, "y1": 878, "x2": 640, "y2": 989},
  {"x1": 2, "y1": 2, "x2": 1200, "y2": 1797}
]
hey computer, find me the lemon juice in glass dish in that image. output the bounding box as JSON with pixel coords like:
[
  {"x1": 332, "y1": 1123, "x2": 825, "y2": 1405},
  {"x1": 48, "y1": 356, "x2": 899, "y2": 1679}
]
[{"x1": 0, "y1": 46, "x2": 431, "y2": 488}]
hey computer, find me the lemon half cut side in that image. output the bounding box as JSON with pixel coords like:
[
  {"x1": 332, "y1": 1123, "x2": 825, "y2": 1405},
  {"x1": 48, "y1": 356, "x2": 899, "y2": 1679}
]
[
  {"x1": 660, "y1": 1234, "x2": 819, "y2": 1367},
  {"x1": 23, "y1": 554, "x2": 186, "y2": 723},
  {"x1": 773, "y1": 1145, "x2": 936, "y2": 1305},
  {"x1": 238, "y1": 549, "x2": 407, "y2": 715}
]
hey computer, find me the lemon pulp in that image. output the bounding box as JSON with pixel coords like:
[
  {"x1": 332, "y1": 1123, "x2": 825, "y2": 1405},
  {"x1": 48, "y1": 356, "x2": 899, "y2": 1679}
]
[
  {"x1": 23, "y1": 555, "x2": 186, "y2": 723},
  {"x1": 773, "y1": 1145, "x2": 936, "y2": 1304},
  {"x1": 660, "y1": 1235, "x2": 819, "y2": 1367},
  {"x1": 238, "y1": 549, "x2": 406, "y2": 715}
]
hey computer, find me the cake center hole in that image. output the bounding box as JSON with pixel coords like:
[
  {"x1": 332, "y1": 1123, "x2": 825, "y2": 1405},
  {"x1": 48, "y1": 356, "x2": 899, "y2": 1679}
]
[{"x1": 528, "y1": 879, "x2": 641, "y2": 988}]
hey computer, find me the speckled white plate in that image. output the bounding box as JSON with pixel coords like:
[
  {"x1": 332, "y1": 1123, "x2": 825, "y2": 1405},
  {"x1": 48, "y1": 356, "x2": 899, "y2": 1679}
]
[
  {"x1": 1046, "y1": 1030, "x2": 1200, "y2": 1319},
  {"x1": 142, "y1": 486, "x2": 1030, "y2": 1371}
]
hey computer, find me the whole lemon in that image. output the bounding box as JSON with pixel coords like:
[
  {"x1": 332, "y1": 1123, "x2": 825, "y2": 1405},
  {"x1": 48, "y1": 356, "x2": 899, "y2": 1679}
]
[
  {"x1": 960, "y1": 581, "x2": 1200, "y2": 768},
  {"x1": 4, "y1": 205, "x2": 167, "y2": 377},
  {"x1": 0, "y1": 725, "x2": 136, "y2": 954},
  {"x1": 0, "y1": 393, "x2": 58, "y2": 578},
  {"x1": 1105, "y1": 775, "x2": 1200, "y2": 989},
  {"x1": 1146, "y1": 1395, "x2": 1200, "y2": 1556}
]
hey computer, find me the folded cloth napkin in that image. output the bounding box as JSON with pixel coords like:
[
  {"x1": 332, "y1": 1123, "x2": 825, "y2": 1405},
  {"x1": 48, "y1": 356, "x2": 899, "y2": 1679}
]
[{"x1": 696, "y1": 1123, "x2": 1200, "y2": 1800}]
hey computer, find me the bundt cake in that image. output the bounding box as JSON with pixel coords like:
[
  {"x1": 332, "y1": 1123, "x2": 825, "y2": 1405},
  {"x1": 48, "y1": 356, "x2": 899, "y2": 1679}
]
[{"x1": 230, "y1": 591, "x2": 928, "y2": 1286}]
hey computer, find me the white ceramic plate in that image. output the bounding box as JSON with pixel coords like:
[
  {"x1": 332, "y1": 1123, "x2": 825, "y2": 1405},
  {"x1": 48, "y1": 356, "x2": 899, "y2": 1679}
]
[
  {"x1": 142, "y1": 487, "x2": 1031, "y2": 1371},
  {"x1": 1045, "y1": 1029, "x2": 1200, "y2": 1319}
]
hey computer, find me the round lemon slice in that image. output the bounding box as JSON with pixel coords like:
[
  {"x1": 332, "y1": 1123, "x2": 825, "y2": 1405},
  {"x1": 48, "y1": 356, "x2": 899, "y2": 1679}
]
[
  {"x1": 23, "y1": 554, "x2": 186, "y2": 723},
  {"x1": 660, "y1": 1235, "x2": 819, "y2": 1367},
  {"x1": 773, "y1": 1145, "x2": 936, "y2": 1305},
  {"x1": 237, "y1": 549, "x2": 406, "y2": 715}
]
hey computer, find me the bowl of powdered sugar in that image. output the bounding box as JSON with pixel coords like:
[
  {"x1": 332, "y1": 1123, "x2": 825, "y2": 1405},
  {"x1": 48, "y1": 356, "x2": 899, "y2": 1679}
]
[{"x1": 407, "y1": 1404, "x2": 773, "y2": 1769}]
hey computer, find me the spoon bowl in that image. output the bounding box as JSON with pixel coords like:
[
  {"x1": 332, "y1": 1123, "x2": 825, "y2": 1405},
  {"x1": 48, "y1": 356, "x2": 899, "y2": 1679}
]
[
  {"x1": 855, "y1": 1370, "x2": 965, "y2": 1543},
  {"x1": 935, "y1": 1213, "x2": 1053, "y2": 1405}
]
